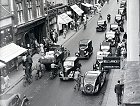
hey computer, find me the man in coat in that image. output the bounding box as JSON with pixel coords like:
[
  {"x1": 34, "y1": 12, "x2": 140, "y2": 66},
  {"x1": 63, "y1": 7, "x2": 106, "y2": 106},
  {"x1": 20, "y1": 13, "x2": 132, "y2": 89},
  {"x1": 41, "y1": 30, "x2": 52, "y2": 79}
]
[{"x1": 114, "y1": 80, "x2": 124, "y2": 105}]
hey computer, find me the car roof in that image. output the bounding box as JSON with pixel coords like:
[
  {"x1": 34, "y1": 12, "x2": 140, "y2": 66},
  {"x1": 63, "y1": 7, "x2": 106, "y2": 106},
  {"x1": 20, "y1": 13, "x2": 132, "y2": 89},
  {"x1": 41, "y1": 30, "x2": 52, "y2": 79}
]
[
  {"x1": 119, "y1": 7, "x2": 125, "y2": 10},
  {"x1": 98, "y1": 20, "x2": 106, "y2": 23},
  {"x1": 115, "y1": 14, "x2": 121, "y2": 17},
  {"x1": 65, "y1": 57, "x2": 77, "y2": 61},
  {"x1": 110, "y1": 23, "x2": 119, "y2": 28},
  {"x1": 85, "y1": 71, "x2": 101, "y2": 76},
  {"x1": 106, "y1": 31, "x2": 115, "y2": 35},
  {"x1": 80, "y1": 39, "x2": 91, "y2": 44}
]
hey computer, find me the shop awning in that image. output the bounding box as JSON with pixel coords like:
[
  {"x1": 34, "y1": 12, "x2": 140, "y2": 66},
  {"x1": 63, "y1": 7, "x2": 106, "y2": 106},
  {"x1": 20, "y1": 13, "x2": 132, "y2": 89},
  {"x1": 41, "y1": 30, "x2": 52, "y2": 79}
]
[
  {"x1": 58, "y1": 13, "x2": 73, "y2": 24},
  {"x1": 0, "y1": 43, "x2": 27, "y2": 63},
  {"x1": 0, "y1": 62, "x2": 6, "y2": 69},
  {"x1": 70, "y1": 4, "x2": 84, "y2": 16},
  {"x1": 81, "y1": 3, "x2": 93, "y2": 8}
]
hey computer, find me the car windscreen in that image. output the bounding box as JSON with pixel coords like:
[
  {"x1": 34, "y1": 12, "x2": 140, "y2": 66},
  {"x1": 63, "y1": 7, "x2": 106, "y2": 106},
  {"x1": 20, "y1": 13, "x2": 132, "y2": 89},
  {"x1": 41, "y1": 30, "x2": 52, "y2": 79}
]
[
  {"x1": 64, "y1": 61, "x2": 74, "y2": 68},
  {"x1": 111, "y1": 24, "x2": 118, "y2": 30},
  {"x1": 98, "y1": 21, "x2": 104, "y2": 25},
  {"x1": 79, "y1": 44, "x2": 87, "y2": 48},
  {"x1": 116, "y1": 16, "x2": 121, "y2": 20},
  {"x1": 85, "y1": 74, "x2": 97, "y2": 83}
]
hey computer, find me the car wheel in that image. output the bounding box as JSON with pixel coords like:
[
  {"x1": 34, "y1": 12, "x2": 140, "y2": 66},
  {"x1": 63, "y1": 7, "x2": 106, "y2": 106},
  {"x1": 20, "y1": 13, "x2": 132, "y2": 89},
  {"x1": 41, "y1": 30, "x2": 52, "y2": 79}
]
[{"x1": 84, "y1": 84, "x2": 93, "y2": 94}]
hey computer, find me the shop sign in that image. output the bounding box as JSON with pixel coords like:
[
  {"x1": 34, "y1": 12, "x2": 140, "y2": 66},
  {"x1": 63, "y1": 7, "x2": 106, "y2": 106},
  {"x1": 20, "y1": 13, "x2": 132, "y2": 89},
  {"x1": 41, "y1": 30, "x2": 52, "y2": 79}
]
[{"x1": 102, "y1": 56, "x2": 120, "y2": 69}]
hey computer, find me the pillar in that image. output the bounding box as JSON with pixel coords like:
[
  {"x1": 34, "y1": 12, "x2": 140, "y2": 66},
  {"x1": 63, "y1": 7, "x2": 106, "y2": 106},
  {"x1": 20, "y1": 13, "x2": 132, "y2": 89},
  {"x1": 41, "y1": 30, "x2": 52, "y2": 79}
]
[{"x1": 127, "y1": 0, "x2": 139, "y2": 61}]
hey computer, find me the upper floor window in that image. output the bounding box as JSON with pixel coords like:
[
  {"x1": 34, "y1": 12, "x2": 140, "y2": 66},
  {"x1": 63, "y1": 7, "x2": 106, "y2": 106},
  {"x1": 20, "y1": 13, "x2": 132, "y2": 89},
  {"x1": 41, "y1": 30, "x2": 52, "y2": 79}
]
[
  {"x1": 16, "y1": 2, "x2": 24, "y2": 24},
  {"x1": 36, "y1": 0, "x2": 41, "y2": 17},
  {"x1": 27, "y1": 0, "x2": 33, "y2": 20}
]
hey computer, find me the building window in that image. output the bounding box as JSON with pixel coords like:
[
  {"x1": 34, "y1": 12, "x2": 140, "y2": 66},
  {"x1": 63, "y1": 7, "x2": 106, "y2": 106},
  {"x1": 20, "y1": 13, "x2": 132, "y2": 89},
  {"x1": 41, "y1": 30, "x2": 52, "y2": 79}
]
[
  {"x1": 36, "y1": 0, "x2": 41, "y2": 17},
  {"x1": 16, "y1": 2, "x2": 24, "y2": 24},
  {"x1": 0, "y1": 27, "x2": 13, "y2": 47},
  {"x1": 27, "y1": 0, "x2": 33, "y2": 20}
]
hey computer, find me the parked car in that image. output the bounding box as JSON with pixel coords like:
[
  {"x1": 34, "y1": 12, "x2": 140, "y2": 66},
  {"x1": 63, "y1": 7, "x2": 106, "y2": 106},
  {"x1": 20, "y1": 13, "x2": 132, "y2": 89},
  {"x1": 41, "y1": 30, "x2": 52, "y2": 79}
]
[
  {"x1": 105, "y1": 31, "x2": 115, "y2": 41},
  {"x1": 110, "y1": 23, "x2": 121, "y2": 36},
  {"x1": 96, "y1": 20, "x2": 107, "y2": 32},
  {"x1": 75, "y1": 39, "x2": 93, "y2": 59},
  {"x1": 115, "y1": 14, "x2": 124, "y2": 25},
  {"x1": 96, "y1": 51, "x2": 111, "y2": 64},
  {"x1": 100, "y1": 41, "x2": 111, "y2": 52},
  {"x1": 120, "y1": 0, "x2": 126, "y2": 8},
  {"x1": 81, "y1": 70, "x2": 106, "y2": 94},
  {"x1": 0, "y1": 94, "x2": 29, "y2": 106},
  {"x1": 59, "y1": 57, "x2": 81, "y2": 80}
]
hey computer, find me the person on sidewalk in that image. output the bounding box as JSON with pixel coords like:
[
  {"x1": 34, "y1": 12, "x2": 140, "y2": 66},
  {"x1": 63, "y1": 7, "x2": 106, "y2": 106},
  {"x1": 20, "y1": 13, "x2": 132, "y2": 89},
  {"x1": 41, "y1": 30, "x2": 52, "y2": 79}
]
[
  {"x1": 117, "y1": 0, "x2": 119, "y2": 3},
  {"x1": 2, "y1": 69, "x2": 10, "y2": 89},
  {"x1": 63, "y1": 28, "x2": 67, "y2": 39},
  {"x1": 26, "y1": 53, "x2": 33, "y2": 77},
  {"x1": 114, "y1": 80, "x2": 124, "y2": 105}
]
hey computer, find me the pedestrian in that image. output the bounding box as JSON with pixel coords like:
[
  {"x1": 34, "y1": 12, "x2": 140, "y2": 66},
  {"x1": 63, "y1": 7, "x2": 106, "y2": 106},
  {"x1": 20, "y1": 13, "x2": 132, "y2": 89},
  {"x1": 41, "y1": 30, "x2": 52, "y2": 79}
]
[
  {"x1": 114, "y1": 80, "x2": 124, "y2": 105},
  {"x1": 1, "y1": 75, "x2": 6, "y2": 92},
  {"x1": 74, "y1": 71, "x2": 81, "y2": 91},
  {"x1": 63, "y1": 28, "x2": 67, "y2": 38},
  {"x1": 75, "y1": 22, "x2": 78, "y2": 31},
  {"x1": 117, "y1": 0, "x2": 119, "y2": 3},
  {"x1": 26, "y1": 53, "x2": 33, "y2": 77},
  {"x1": 123, "y1": 32, "x2": 127, "y2": 40},
  {"x1": 77, "y1": 20, "x2": 80, "y2": 30},
  {"x1": 2, "y1": 69, "x2": 10, "y2": 88},
  {"x1": 40, "y1": 43, "x2": 45, "y2": 55}
]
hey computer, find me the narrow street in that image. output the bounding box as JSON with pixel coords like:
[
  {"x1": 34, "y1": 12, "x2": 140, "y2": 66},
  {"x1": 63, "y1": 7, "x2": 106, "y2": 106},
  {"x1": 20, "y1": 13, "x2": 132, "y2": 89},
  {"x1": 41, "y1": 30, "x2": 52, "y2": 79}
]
[{"x1": 7, "y1": 1, "x2": 127, "y2": 106}]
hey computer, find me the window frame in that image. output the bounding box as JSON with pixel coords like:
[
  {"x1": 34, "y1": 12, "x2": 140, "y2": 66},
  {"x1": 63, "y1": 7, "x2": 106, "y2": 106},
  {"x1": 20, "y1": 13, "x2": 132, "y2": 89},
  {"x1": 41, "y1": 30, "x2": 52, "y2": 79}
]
[{"x1": 16, "y1": 2, "x2": 24, "y2": 24}]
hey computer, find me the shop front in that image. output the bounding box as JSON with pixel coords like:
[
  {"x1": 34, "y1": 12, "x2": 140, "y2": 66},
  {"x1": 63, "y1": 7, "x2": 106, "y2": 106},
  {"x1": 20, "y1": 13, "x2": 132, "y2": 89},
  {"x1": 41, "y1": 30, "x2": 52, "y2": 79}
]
[
  {"x1": 70, "y1": 4, "x2": 84, "y2": 22},
  {"x1": 81, "y1": 2, "x2": 93, "y2": 14},
  {"x1": 0, "y1": 43, "x2": 27, "y2": 73},
  {"x1": 16, "y1": 17, "x2": 46, "y2": 55},
  {"x1": 57, "y1": 13, "x2": 73, "y2": 35}
]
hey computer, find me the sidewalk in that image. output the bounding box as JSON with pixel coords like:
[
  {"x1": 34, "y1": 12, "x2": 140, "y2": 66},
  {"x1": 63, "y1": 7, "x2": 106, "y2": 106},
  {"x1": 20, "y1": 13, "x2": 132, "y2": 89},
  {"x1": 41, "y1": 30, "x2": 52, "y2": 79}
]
[
  {"x1": 1, "y1": 10, "x2": 95, "y2": 95},
  {"x1": 101, "y1": 61, "x2": 126, "y2": 106}
]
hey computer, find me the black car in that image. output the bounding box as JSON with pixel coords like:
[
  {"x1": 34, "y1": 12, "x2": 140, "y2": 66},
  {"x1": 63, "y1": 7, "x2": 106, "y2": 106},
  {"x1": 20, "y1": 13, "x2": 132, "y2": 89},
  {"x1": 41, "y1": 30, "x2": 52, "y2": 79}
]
[
  {"x1": 59, "y1": 57, "x2": 81, "y2": 80},
  {"x1": 75, "y1": 39, "x2": 93, "y2": 59},
  {"x1": 96, "y1": 20, "x2": 107, "y2": 32},
  {"x1": 120, "y1": 0, "x2": 126, "y2": 8},
  {"x1": 100, "y1": 40, "x2": 111, "y2": 52},
  {"x1": 115, "y1": 14, "x2": 124, "y2": 25},
  {"x1": 110, "y1": 23, "x2": 121, "y2": 34},
  {"x1": 81, "y1": 70, "x2": 106, "y2": 94}
]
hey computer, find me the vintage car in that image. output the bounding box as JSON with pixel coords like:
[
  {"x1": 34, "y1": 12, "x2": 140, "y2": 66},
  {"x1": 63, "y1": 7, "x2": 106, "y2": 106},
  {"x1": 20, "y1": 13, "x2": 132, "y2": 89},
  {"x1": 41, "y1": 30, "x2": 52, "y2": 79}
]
[
  {"x1": 100, "y1": 41, "x2": 111, "y2": 52},
  {"x1": 96, "y1": 20, "x2": 107, "y2": 32},
  {"x1": 75, "y1": 39, "x2": 93, "y2": 59},
  {"x1": 59, "y1": 57, "x2": 81, "y2": 80},
  {"x1": 0, "y1": 94, "x2": 29, "y2": 106},
  {"x1": 118, "y1": 7, "x2": 126, "y2": 17},
  {"x1": 40, "y1": 45, "x2": 70, "y2": 70},
  {"x1": 96, "y1": 51, "x2": 111, "y2": 64},
  {"x1": 120, "y1": 0, "x2": 126, "y2": 8},
  {"x1": 105, "y1": 31, "x2": 115, "y2": 41},
  {"x1": 81, "y1": 70, "x2": 106, "y2": 94},
  {"x1": 110, "y1": 23, "x2": 121, "y2": 35},
  {"x1": 115, "y1": 14, "x2": 124, "y2": 24}
]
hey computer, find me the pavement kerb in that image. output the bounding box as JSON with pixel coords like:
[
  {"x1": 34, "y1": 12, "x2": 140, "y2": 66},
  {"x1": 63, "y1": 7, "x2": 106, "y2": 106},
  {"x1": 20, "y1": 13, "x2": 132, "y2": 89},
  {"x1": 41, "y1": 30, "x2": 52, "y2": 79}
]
[
  {"x1": 2, "y1": 3, "x2": 108, "y2": 95},
  {"x1": 1, "y1": 76, "x2": 24, "y2": 95}
]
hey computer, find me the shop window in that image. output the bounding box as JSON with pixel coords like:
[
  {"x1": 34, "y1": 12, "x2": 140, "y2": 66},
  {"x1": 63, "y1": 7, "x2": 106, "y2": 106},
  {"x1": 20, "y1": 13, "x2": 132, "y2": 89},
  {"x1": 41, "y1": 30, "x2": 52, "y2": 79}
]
[
  {"x1": 36, "y1": 0, "x2": 41, "y2": 17},
  {"x1": 27, "y1": 0, "x2": 33, "y2": 21},
  {"x1": 16, "y1": 2, "x2": 24, "y2": 24},
  {"x1": 0, "y1": 27, "x2": 13, "y2": 47}
]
